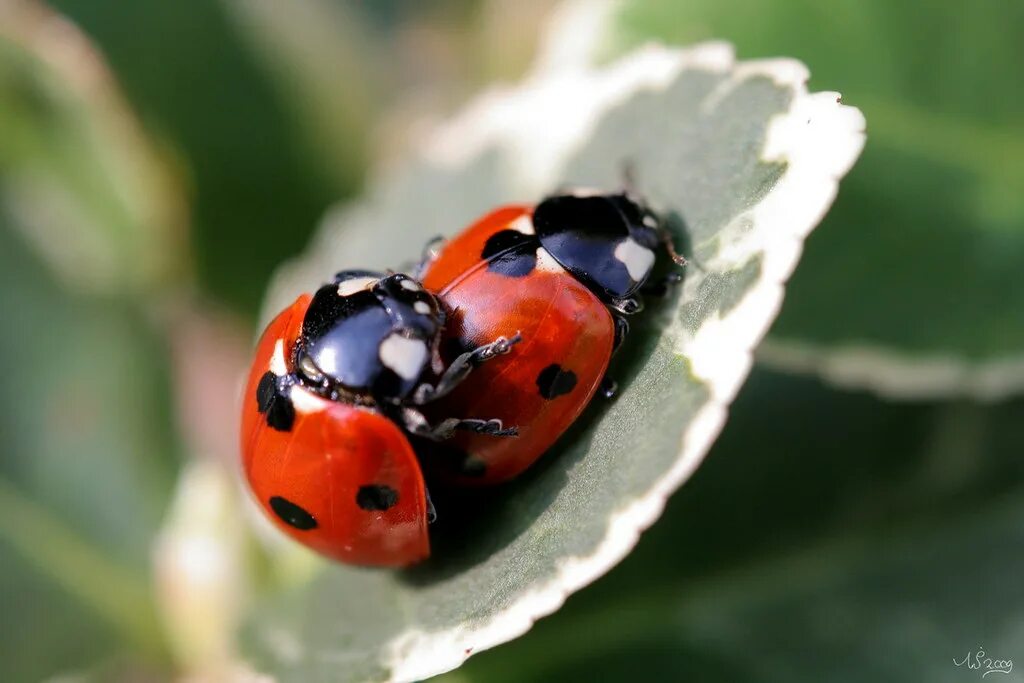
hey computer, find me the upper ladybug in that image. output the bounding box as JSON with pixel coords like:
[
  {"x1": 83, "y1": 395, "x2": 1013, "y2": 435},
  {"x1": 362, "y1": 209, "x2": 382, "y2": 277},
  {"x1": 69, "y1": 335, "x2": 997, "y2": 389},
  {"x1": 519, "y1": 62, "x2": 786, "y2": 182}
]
[{"x1": 417, "y1": 189, "x2": 684, "y2": 485}]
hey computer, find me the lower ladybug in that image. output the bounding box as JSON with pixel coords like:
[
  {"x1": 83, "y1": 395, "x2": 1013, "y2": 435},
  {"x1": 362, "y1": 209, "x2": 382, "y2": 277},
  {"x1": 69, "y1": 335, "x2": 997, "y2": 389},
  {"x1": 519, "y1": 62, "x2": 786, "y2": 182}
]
[
  {"x1": 417, "y1": 190, "x2": 684, "y2": 485},
  {"x1": 240, "y1": 271, "x2": 517, "y2": 565}
]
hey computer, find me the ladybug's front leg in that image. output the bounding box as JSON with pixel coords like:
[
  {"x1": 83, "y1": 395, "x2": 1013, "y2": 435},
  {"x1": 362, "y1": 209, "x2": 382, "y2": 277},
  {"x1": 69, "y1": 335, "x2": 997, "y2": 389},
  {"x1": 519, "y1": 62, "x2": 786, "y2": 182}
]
[
  {"x1": 399, "y1": 407, "x2": 518, "y2": 441},
  {"x1": 409, "y1": 235, "x2": 447, "y2": 279},
  {"x1": 598, "y1": 376, "x2": 619, "y2": 400},
  {"x1": 412, "y1": 332, "x2": 522, "y2": 405},
  {"x1": 424, "y1": 487, "x2": 438, "y2": 523},
  {"x1": 640, "y1": 271, "x2": 684, "y2": 299}
]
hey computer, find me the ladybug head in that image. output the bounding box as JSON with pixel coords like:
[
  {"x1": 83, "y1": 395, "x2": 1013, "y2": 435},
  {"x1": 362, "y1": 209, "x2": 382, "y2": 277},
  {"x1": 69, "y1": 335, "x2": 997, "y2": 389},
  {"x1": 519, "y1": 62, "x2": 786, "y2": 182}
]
[
  {"x1": 532, "y1": 191, "x2": 663, "y2": 302},
  {"x1": 294, "y1": 271, "x2": 444, "y2": 403}
]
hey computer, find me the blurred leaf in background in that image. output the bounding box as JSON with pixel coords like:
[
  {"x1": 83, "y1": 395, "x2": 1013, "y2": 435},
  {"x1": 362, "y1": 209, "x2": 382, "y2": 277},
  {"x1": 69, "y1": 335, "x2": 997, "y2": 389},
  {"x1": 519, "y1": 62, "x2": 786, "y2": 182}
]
[
  {"x1": 216, "y1": 0, "x2": 381, "y2": 189},
  {"x1": 45, "y1": 0, "x2": 553, "y2": 319},
  {"x1": 615, "y1": 0, "x2": 1024, "y2": 392},
  {"x1": 47, "y1": 0, "x2": 351, "y2": 317},
  {"x1": 0, "y1": 4, "x2": 183, "y2": 679},
  {"x1": 0, "y1": 217, "x2": 177, "y2": 680},
  {"x1": 0, "y1": 0, "x2": 187, "y2": 297}
]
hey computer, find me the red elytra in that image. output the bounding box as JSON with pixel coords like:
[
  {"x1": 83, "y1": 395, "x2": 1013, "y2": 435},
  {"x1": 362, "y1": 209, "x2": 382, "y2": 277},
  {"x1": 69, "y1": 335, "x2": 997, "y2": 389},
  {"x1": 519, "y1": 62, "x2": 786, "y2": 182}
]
[
  {"x1": 240, "y1": 295, "x2": 431, "y2": 566},
  {"x1": 419, "y1": 205, "x2": 615, "y2": 485}
]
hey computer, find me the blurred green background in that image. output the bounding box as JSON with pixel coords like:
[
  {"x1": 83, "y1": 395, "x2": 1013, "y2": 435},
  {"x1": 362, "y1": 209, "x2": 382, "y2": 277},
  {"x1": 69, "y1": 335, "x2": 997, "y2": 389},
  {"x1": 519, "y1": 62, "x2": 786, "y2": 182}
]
[{"x1": 1, "y1": 0, "x2": 1021, "y2": 681}]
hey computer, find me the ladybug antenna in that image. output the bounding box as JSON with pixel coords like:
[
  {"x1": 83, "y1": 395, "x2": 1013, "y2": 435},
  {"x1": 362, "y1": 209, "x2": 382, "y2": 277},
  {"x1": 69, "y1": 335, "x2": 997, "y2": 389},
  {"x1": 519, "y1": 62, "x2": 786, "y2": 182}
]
[
  {"x1": 621, "y1": 159, "x2": 639, "y2": 196},
  {"x1": 661, "y1": 227, "x2": 687, "y2": 267},
  {"x1": 621, "y1": 159, "x2": 687, "y2": 267},
  {"x1": 638, "y1": 204, "x2": 687, "y2": 268}
]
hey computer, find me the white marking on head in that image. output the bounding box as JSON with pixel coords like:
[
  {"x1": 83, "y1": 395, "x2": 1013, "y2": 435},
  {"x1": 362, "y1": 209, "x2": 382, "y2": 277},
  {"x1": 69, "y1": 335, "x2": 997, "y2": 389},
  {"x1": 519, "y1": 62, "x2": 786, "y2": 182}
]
[
  {"x1": 413, "y1": 301, "x2": 432, "y2": 315},
  {"x1": 289, "y1": 386, "x2": 326, "y2": 414},
  {"x1": 314, "y1": 346, "x2": 338, "y2": 375},
  {"x1": 337, "y1": 278, "x2": 378, "y2": 296},
  {"x1": 565, "y1": 187, "x2": 602, "y2": 198},
  {"x1": 379, "y1": 334, "x2": 428, "y2": 381},
  {"x1": 509, "y1": 214, "x2": 535, "y2": 234},
  {"x1": 399, "y1": 279, "x2": 421, "y2": 291},
  {"x1": 614, "y1": 237, "x2": 655, "y2": 281},
  {"x1": 337, "y1": 277, "x2": 377, "y2": 297},
  {"x1": 535, "y1": 247, "x2": 565, "y2": 273},
  {"x1": 269, "y1": 339, "x2": 287, "y2": 376}
]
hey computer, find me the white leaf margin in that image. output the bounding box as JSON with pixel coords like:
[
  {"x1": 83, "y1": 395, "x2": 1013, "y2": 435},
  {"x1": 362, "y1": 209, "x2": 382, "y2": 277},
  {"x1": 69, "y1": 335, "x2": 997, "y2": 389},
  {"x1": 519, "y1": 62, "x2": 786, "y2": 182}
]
[
  {"x1": 369, "y1": 10, "x2": 866, "y2": 683},
  {"x1": 758, "y1": 339, "x2": 1024, "y2": 402}
]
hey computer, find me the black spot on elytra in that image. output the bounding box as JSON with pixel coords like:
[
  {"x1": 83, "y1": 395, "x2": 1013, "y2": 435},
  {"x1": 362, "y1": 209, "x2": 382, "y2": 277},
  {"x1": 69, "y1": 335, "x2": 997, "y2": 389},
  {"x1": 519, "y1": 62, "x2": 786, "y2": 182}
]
[
  {"x1": 482, "y1": 229, "x2": 534, "y2": 259},
  {"x1": 482, "y1": 229, "x2": 538, "y2": 277},
  {"x1": 536, "y1": 363, "x2": 578, "y2": 399},
  {"x1": 356, "y1": 484, "x2": 399, "y2": 511},
  {"x1": 266, "y1": 398, "x2": 295, "y2": 431},
  {"x1": 255, "y1": 371, "x2": 295, "y2": 432},
  {"x1": 269, "y1": 496, "x2": 317, "y2": 530},
  {"x1": 256, "y1": 371, "x2": 276, "y2": 411}
]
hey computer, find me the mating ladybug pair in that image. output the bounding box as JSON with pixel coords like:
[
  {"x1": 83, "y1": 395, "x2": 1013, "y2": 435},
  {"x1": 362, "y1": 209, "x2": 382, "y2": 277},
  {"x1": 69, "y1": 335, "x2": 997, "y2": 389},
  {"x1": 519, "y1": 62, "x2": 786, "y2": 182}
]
[{"x1": 240, "y1": 190, "x2": 684, "y2": 566}]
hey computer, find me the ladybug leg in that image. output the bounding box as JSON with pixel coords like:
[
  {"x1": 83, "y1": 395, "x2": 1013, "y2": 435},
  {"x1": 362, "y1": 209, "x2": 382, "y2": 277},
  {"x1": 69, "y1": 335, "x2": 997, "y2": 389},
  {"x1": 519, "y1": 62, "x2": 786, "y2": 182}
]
[
  {"x1": 608, "y1": 296, "x2": 644, "y2": 316},
  {"x1": 641, "y1": 271, "x2": 684, "y2": 298},
  {"x1": 597, "y1": 317, "x2": 630, "y2": 400},
  {"x1": 612, "y1": 315, "x2": 630, "y2": 354},
  {"x1": 452, "y1": 418, "x2": 519, "y2": 437},
  {"x1": 424, "y1": 487, "x2": 438, "y2": 523},
  {"x1": 400, "y1": 408, "x2": 518, "y2": 440},
  {"x1": 599, "y1": 376, "x2": 619, "y2": 399},
  {"x1": 412, "y1": 332, "x2": 523, "y2": 404},
  {"x1": 411, "y1": 235, "x2": 447, "y2": 279}
]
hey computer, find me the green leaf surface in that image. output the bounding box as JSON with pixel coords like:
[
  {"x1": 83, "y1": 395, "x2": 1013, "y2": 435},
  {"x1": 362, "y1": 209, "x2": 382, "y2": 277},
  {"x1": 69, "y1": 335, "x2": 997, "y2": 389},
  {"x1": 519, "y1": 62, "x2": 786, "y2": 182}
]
[
  {"x1": 245, "y1": 32, "x2": 862, "y2": 682},
  {"x1": 0, "y1": 2, "x2": 187, "y2": 296},
  {"x1": 614, "y1": 0, "x2": 1024, "y2": 399},
  {"x1": 0, "y1": 197, "x2": 176, "y2": 679},
  {"x1": 440, "y1": 369, "x2": 1024, "y2": 683}
]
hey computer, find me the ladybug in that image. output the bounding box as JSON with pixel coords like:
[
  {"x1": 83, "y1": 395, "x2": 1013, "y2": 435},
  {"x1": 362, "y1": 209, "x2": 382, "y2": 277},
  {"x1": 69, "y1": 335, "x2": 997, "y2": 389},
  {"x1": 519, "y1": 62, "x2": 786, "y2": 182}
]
[
  {"x1": 417, "y1": 190, "x2": 684, "y2": 485},
  {"x1": 240, "y1": 271, "x2": 517, "y2": 565}
]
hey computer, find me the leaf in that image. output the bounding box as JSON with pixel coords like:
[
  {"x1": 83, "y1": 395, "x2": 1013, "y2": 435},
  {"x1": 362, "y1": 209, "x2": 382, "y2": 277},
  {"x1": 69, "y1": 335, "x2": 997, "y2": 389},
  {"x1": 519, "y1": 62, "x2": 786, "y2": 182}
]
[
  {"x1": 244, "y1": 18, "x2": 863, "y2": 679},
  {"x1": 49, "y1": 0, "x2": 347, "y2": 315},
  {"x1": 0, "y1": 1, "x2": 187, "y2": 296},
  {"x1": 0, "y1": 211, "x2": 176, "y2": 677},
  {"x1": 615, "y1": 0, "x2": 1024, "y2": 399},
  {"x1": 438, "y1": 369, "x2": 1024, "y2": 682},
  {"x1": 217, "y1": 0, "x2": 378, "y2": 189},
  {"x1": 154, "y1": 459, "x2": 252, "y2": 677},
  {"x1": 0, "y1": 8, "x2": 187, "y2": 678}
]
